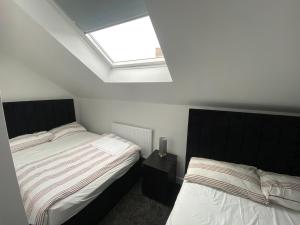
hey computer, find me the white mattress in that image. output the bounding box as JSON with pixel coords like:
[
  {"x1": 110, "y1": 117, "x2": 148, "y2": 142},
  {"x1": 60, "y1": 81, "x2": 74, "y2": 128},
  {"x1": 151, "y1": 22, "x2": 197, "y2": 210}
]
[
  {"x1": 167, "y1": 182, "x2": 300, "y2": 225},
  {"x1": 12, "y1": 131, "x2": 140, "y2": 225}
]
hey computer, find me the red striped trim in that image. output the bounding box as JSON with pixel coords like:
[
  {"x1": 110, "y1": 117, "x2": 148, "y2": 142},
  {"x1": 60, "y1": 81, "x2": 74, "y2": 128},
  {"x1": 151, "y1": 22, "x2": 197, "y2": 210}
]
[
  {"x1": 50, "y1": 123, "x2": 86, "y2": 140},
  {"x1": 19, "y1": 146, "x2": 98, "y2": 187},
  {"x1": 11, "y1": 134, "x2": 53, "y2": 152},
  {"x1": 189, "y1": 162, "x2": 260, "y2": 186},
  {"x1": 22, "y1": 150, "x2": 105, "y2": 204},
  {"x1": 184, "y1": 174, "x2": 268, "y2": 205},
  {"x1": 49, "y1": 123, "x2": 84, "y2": 134},
  {"x1": 16, "y1": 137, "x2": 100, "y2": 176},
  {"x1": 18, "y1": 134, "x2": 139, "y2": 224},
  {"x1": 26, "y1": 153, "x2": 112, "y2": 216},
  {"x1": 34, "y1": 149, "x2": 136, "y2": 225},
  {"x1": 18, "y1": 145, "x2": 92, "y2": 181}
]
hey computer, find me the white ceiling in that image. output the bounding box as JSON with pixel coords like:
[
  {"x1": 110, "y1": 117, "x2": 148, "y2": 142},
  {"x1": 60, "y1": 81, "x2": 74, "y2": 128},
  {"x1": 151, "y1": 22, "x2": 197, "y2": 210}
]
[{"x1": 1, "y1": 0, "x2": 300, "y2": 112}]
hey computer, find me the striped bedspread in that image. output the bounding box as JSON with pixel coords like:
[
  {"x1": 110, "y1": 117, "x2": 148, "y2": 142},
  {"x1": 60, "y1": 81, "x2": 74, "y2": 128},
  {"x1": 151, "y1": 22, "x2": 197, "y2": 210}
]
[{"x1": 15, "y1": 134, "x2": 140, "y2": 225}]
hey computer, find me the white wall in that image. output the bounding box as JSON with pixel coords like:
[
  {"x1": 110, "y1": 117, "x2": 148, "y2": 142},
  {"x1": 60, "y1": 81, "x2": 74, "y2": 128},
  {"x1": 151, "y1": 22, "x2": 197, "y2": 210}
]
[
  {"x1": 3, "y1": 0, "x2": 300, "y2": 109},
  {"x1": 78, "y1": 98, "x2": 189, "y2": 178},
  {"x1": 0, "y1": 53, "x2": 72, "y2": 102},
  {"x1": 0, "y1": 98, "x2": 27, "y2": 225},
  {"x1": 78, "y1": 98, "x2": 300, "y2": 180}
]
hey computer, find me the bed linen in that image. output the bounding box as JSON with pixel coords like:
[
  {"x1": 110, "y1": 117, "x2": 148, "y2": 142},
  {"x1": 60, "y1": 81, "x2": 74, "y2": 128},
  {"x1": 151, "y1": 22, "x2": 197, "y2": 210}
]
[
  {"x1": 259, "y1": 170, "x2": 300, "y2": 211},
  {"x1": 10, "y1": 131, "x2": 53, "y2": 153},
  {"x1": 166, "y1": 182, "x2": 300, "y2": 225},
  {"x1": 12, "y1": 131, "x2": 140, "y2": 225},
  {"x1": 49, "y1": 122, "x2": 86, "y2": 141},
  {"x1": 185, "y1": 157, "x2": 267, "y2": 204}
]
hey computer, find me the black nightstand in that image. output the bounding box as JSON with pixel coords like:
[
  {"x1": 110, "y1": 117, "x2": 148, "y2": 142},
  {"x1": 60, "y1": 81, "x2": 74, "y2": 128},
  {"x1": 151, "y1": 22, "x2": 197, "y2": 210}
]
[{"x1": 142, "y1": 150, "x2": 177, "y2": 205}]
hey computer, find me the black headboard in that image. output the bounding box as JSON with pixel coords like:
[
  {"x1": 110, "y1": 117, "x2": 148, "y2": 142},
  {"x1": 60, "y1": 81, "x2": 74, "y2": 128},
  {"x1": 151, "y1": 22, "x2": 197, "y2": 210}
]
[
  {"x1": 186, "y1": 109, "x2": 300, "y2": 176},
  {"x1": 3, "y1": 99, "x2": 76, "y2": 139}
]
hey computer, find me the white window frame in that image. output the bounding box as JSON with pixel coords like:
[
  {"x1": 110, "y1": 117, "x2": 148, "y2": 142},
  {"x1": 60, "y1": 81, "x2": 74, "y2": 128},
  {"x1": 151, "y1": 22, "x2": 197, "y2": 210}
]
[{"x1": 85, "y1": 24, "x2": 165, "y2": 68}]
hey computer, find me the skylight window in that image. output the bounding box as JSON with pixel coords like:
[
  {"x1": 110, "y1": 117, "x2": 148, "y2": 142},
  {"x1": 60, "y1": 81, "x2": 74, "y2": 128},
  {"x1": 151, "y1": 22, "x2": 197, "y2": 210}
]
[{"x1": 86, "y1": 16, "x2": 164, "y2": 66}]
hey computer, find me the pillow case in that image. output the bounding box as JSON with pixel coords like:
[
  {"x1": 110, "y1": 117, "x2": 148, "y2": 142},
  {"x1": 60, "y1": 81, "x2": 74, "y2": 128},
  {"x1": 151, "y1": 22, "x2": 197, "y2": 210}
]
[
  {"x1": 258, "y1": 170, "x2": 300, "y2": 211},
  {"x1": 10, "y1": 131, "x2": 53, "y2": 153},
  {"x1": 49, "y1": 122, "x2": 86, "y2": 141},
  {"x1": 184, "y1": 157, "x2": 268, "y2": 205}
]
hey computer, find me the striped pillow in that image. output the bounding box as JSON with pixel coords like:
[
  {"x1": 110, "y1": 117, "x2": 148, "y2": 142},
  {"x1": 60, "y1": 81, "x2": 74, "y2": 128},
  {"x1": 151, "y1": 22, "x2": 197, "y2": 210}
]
[
  {"x1": 49, "y1": 122, "x2": 86, "y2": 141},
  {"x1": 10, "y1": 132, "x2": 53, "y2": 153},
  {"x1": 184, "y1": 157, "x2": 268, "y2": 205},
  {"x1": 258, "y1": 170, "x2": 300, "y2": 211}
]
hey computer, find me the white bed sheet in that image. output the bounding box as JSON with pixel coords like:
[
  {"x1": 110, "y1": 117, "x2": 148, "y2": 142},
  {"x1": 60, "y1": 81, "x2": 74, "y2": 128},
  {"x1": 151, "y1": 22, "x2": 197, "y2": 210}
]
[
  {"x1": 12, "y1": 131, "x2": 140, "y2": 225},
  {"x1": 167, "y1": 182, "x2": 300, "y2": 225}
]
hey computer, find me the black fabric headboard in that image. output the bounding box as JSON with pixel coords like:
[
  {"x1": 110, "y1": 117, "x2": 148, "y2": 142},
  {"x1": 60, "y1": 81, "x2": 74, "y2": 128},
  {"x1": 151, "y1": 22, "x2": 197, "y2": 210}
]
[
  {"x1": 3, "y1": 99, "x2": 76, "y2": 139},
  {"x1": 186, "y1": 109, "x2": 300, "y2": 176}
]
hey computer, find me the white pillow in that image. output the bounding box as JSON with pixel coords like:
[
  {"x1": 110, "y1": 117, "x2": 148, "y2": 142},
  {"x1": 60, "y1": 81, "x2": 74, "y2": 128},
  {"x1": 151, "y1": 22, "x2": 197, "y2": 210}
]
[
  {"x1": 184, "y1": 157, "x2": 268, "y2": 205},
  {"x1": 49, "y1": 122, "x2": 86, "y2": 141},
  {"x1": 10, "y1": 131, "x2": 53, "y2": 153},
  {"x1": 258, "y1": 170, "x2": 300, "y2": 211}
]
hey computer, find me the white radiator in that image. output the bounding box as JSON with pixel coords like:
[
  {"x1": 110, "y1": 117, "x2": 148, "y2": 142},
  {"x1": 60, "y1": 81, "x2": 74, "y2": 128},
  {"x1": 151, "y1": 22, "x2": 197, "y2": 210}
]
[{"x1": 112, "y1": 122, "x2": 153, "y2": 158}]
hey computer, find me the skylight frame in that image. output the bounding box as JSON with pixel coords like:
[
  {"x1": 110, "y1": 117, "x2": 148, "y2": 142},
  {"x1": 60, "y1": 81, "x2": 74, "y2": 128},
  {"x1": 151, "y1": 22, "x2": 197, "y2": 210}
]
[{"x1": 85, "y1": 16, "x2": 166, "y2": 68}]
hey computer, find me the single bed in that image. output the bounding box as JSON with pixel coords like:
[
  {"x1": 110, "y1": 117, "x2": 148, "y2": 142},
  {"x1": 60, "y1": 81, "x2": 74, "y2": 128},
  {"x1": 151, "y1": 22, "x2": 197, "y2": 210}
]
[
  {"x1": 167, "y1": 108, "x2": 300, "y2": 225},
  {"x1": 167, "y1": 182, "x2": 300, "y2": 225},
  {"x1": 3, "y1": 99, "x2": 143, "y2": 225}
]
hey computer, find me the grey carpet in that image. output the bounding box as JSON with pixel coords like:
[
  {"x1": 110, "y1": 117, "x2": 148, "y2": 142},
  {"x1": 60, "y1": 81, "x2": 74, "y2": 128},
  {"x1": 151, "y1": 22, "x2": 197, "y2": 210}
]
[{"x1": 98, "y1": 181, "x2": 172, "y2": 225}]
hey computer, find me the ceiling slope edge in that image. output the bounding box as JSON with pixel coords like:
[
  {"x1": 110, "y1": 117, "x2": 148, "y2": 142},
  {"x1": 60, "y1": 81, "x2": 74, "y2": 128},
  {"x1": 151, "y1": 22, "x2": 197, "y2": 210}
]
[
  {"x1": 13, "y1": 0, "x2": 111, "y2": 82},
  {"x1": 13, "y1": 0, "x2": 172, "y2": 83}
]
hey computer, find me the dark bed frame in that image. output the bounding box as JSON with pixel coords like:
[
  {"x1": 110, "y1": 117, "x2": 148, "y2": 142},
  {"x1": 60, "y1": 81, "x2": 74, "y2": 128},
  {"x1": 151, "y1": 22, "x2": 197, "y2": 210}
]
[
  {"x1": 186, "y1": 108, "x2": 300, "y2": 176},
  {"x1": 3, "y1": 99, "x2": 141, "y2": 225}
]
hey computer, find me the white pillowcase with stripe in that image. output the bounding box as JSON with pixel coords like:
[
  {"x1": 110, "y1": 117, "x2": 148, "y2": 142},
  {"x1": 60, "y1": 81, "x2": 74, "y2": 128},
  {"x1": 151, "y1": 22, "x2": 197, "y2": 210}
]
[
  {"x1": 184, "y1": 157, "x2": 268, "y2": 205},
  {"x1": 49, "y1": 122, "x2": 87, "y2": 141},
  {"x1": 10, "y1": 132, "x2": 53, "y2": 153},
  {"x1": 258, "y1": 170, "x2": 300, "y2": 211}
]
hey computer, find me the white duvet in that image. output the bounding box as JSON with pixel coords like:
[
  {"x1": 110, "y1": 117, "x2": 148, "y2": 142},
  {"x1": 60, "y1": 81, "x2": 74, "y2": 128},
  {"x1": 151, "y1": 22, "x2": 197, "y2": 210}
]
[
  {"x1": 167, "y1": 182, "x2": 300, "y2": 225},
  {"x1": 12, "y1": 131, "x2": 140, "y2": 225}
]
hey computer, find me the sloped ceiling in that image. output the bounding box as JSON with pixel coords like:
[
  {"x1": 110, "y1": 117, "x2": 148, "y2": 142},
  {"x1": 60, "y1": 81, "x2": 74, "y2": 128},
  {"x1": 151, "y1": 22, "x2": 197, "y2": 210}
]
[{"x1": 1, "y1": 0, "x2": 300, "y2": 112}]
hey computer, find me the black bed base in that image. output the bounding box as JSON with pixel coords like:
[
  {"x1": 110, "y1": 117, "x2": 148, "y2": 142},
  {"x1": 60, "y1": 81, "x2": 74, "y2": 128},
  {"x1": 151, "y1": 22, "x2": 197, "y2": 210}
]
[{"x1": 63, "y1": 159, "x2": 142, "y2": 225}]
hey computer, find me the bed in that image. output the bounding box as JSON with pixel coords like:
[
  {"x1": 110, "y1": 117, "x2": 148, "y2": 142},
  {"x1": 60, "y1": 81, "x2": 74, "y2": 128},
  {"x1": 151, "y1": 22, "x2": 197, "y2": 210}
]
[
  {"x1": 167, "y1": 108, "x2": 300, "y2": 225},
  {"x1": 3, "y1": 99, "x2": 142, "y2": 225},
  {"x1": 167, "y1": 181, "x2": 300, "y2": 225}
]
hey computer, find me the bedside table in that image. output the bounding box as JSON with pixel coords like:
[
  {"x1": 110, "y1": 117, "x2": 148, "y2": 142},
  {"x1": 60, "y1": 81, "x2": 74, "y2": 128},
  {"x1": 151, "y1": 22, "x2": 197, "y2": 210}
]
[{"x1": 142, "y1": 150, "x2": 177, "y2": 205}]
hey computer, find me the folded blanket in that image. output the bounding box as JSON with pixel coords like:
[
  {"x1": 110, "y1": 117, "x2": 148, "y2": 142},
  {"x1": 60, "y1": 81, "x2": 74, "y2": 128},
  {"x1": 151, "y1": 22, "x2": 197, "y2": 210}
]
[{"x1": 92, "y1": 135, "x2": 130, "y2": 155}]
